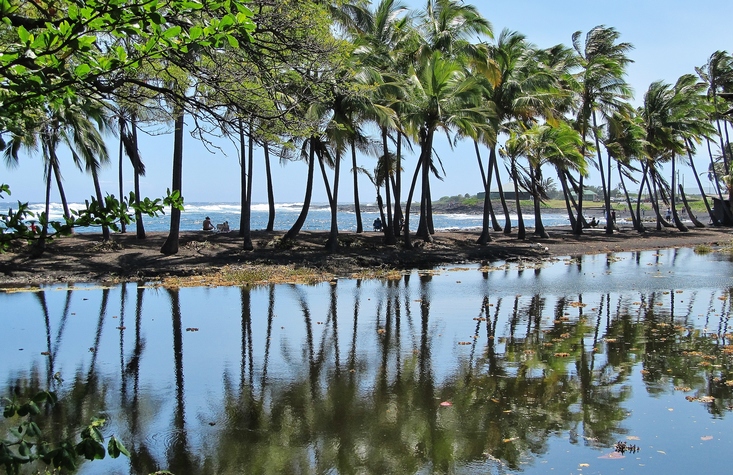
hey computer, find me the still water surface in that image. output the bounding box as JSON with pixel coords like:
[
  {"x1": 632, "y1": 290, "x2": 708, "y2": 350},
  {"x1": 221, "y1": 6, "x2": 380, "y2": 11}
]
[{"x1": 2, "y1": 248, "x2": 733, "y2": 474}]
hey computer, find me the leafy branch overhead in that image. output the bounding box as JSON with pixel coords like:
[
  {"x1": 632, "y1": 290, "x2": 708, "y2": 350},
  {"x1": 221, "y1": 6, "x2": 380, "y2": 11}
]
[{"x1": 0, "y1": 0, "x2": 256, "y2": 130}]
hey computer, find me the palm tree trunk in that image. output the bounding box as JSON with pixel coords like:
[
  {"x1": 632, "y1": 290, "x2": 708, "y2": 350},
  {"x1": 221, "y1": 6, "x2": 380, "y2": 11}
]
[
  {"x1": 511, "y1": 160, "x2": 525, "y2": 239},
  {"x1": 591, "y1": 112, "x2": 612, "y2": 235},
  {"x1": 678, "y1": 184, "x2": 705, "y2": 227},
  {"x1": 490, "y1": 146, "x2": 512, "y2": 234},
  {"x1": 475, "y1": 140, "x2": 492, "y2": 244},
  {"x1": 417, "y1": 129, "x2": 433, "y2": 243},
  {"x1": 33, "y1": 152, "x2": 54, "y2": 256},
  {"x1": 403, "y1": 146, "x2": 425, "y2": 249},
  {"x1": 161, "y1": 111, "x2": 184, "y2": 255},
  {"x1": 91, "y1": 165, "x2": 110, "y2": 241},
  {"x1": 130, "y1": 116, "x2": 146, "y2": 239},
  {"x1": 647, "y1": 170, "x2": 668, "y2": 230},
  {"x1": 558, "y1": 170, "x2": 578, "y2": 230},
  {"x1": 531, "y1": 164, "x2": 548, "y2": 238},
  {"x1": 686, "y1": 141, "x2": 716, "y2": 225},
  {"x1": 326, "y1": 152, "x2": 341, "y2": 251},
  {"x1": 351, "y1": 140, "x2": 363, "y2": 233},
  {"x1": 283, "y1": 138, "x2": 316, "y2": 242},
  {"x1": 426, "y1": 182, "x2": 435, "y2": 235},
  {"x1": 241, "y1": 122, "x2": 254, "y2": 250},
  {"x1": 51, "y1": 159, "x2": 71, "y2": 222},
  {"x1": 324, "y1": 149, "x2": 341, "y2": 252},
  {"x1": 118, "y1": 132, "x2": 126, "y2": 233},
  {"x1": 618, "y1": 165, "x2": 640, "y2": 230},
  {"x1": 381, "y1": 128, "x2": 396, "y2": 244},
  {"x1": 392, "y1": 134, "x2": 403, "y2": 238},
  {"x1": 238, "y1": 122, "x2": 247, "y2": 238},
  {"x1": 670, "y1": 155, "x2": 688, "y2": 232},
  {"x1": 574, "y1": 174, "x2": 585, "y2": 235},
  {"x1": 635, "y1": 162, "x2": 649, "y2": 232},
  {"x1": 264, "y1": 142, "x2": 275, "y2": 232}
]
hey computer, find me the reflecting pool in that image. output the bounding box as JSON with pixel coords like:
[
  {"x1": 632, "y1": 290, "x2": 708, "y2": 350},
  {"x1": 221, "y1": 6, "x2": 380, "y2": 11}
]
[{"x1": 2, "y1": 248, "x2": 733, "y2": 474}]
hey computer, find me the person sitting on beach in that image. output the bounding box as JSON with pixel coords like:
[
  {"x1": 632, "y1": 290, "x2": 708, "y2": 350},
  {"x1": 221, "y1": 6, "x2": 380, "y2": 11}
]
[
  {"x1": 203, "y1": 216, "x2": 215, "y2": 231},
  {"x1": 216, "y1": 221, "x2": 230, "y2": 233},
  {"x1": 373, "y1": 217, "x2": 382, "y2": 232},
  {"x1": 589, "y1": 216, "x2": 598, "y2": 227}
]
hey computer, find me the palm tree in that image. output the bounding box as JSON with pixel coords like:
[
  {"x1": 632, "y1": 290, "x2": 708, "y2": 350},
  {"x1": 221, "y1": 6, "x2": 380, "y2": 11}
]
[
  {"x1": 696, "y1": 51, "x2": 733, "y2": 176},
  {"x1": 639, "y1": 76, "x2": 711, "y2": 232},
  {"x1": 571, "y1": 26, "x2": 634, "y2": 235},
  {"x1": 349, "y1": 0, "x2": 414, "y2": 241},
  {"x1": 160, "y1": 106, "x2": 186, "y2": 255},
  {"x1": 499, "y1": 131, "x2": 528, "y2": 239},
  {"x1": 476, "y1": 30, "x2": 554, "y2": 244},
  {"x1": 115, "y1": 109, "x2": 148, "y2": 239},
  {"x1": 524, "y1": 122, "x2": 585, "y2": 238},
  {"x1": 603, "y1": 108, "x2": 648, "y2": 231},
  {"x1": 401, "y1": 50, "x2": 489, "y2": 245},
  {"x1": 413, "y1": 0, "x2": 493, "y2": 241},
  {"x1": 3, "y1": 100, "x2": 112, "y2": 253},
  {"x1": 668, "y1": 74, "x2": 718, "y2": 229}
]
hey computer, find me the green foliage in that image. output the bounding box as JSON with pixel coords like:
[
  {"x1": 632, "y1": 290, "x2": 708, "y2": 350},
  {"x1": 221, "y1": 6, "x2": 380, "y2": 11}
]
[
  {"x1": 0, "y1": 0, "x2": 256, "y2": 131},
  {"x1": 1, "y1": 390, "x2": 128, "y2": 473},
  {"x1": 0, "y1": 186, "x2": 184, "y2": 252}
]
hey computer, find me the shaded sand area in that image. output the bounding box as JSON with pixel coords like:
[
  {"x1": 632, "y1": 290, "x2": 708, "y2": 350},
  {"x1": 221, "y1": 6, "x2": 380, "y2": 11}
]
[{"x1": 1, "y1": 223, "x2": 732, "y2": 287}]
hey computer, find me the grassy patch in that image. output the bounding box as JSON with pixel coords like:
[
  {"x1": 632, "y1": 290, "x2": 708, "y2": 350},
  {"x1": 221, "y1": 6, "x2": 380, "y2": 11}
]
[
  {"x1": 694, "y1": 244, "x2": 713, "y2": 255},
  {"x1": 350, "y1": 268, "x2": 403, "y2": 280},
  {"x1": 719, "y1": 240, "x2": 733, "y2": 255},
  {"x1": 161, "y1": 265, "x2": 334, "y2": 288}
]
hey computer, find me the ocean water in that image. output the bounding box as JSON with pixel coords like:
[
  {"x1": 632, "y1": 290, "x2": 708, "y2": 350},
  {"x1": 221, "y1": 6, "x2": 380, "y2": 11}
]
[{"x1": 25, "y1": 201, "x2": 571, "y2": 234}]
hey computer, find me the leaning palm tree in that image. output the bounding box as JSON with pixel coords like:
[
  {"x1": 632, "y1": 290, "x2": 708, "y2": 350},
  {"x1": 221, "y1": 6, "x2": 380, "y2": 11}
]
[
  {"x1": 639, "y1": 76, "x2": 711, "y2": 232},
  {"x1": 667, "y1": 74, "x2": 718, "y2": 229},
  {"x1": 8, "y1": 100, "x2": 112, "y2": 253},
  {"x1": 524, "y1": 122, "x2": 586, "y2": 238},
  {"x1": 571, "y1": 26, "x2": 634, "y2": 235},
  {"x1": 604, "y1": 108, "x2": 648, "y2": 231},
  {"x1": 696, "y1": 51, "x2": 733, "y2": 177},
  {"x1": 639, "y1": 80, "x2": 686, "y2": 231}
]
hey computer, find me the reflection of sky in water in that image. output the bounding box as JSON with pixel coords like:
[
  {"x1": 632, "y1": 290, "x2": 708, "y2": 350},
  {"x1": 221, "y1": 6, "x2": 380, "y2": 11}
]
[{"x1": 2, "y1": 248, "x2": 733, "y2": 474}]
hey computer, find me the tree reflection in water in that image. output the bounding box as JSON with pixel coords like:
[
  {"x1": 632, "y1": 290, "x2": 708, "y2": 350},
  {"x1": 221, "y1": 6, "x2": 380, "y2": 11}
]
[{"x1": 3, "y1": 249, "x2": 733, "y2": 474}]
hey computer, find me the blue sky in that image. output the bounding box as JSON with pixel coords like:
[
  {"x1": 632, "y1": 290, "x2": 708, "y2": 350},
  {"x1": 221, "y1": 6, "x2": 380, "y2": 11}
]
[{"x1": 3, "y1": 0, "x2": 732, "y2": 205}]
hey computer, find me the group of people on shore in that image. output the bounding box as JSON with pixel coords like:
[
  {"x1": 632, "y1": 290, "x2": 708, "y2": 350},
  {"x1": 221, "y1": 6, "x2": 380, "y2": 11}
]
[{"x1": 203, "y1": 217, "x2": 229, "y2": 233}]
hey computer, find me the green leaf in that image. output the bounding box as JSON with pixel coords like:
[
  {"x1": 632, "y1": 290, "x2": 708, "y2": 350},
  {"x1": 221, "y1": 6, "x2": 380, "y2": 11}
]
[
  {"x1": 108, "y1": 436, "x2": 130, "y2": 458},
  {"x1": 76, "y1": 438, "x2": 105, "y2": 461},
  {"x1": 189, "y1": 25, "x2": 203, "y2": 41},
  {"x1": 219, "y1": 13, "x2": 235, "y2": 29},
  {"x1": 18, "y1": 441, "x2": 29, "y2": 457},
  {"x1": 163, "y1": 25, "x2": 182, "y2": 39},
  {"x1": 17, "y1": 25, "x2": 30, "y2": 43},
  {"x1": 226, "y1": 35, "x2": 239, "y2": 49},
  {"x1": 75, "y1": 63, "x2": 91, "y2": 77},
  {"x1": 26, "y1": 421, "x2": 41, "y2": 438},
  {"x1": 149, "y1": 11, "x2": 164, "y2": 25},
  {"x1": 3, "y1": 403, "x2": 16, "y2": 418}
]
